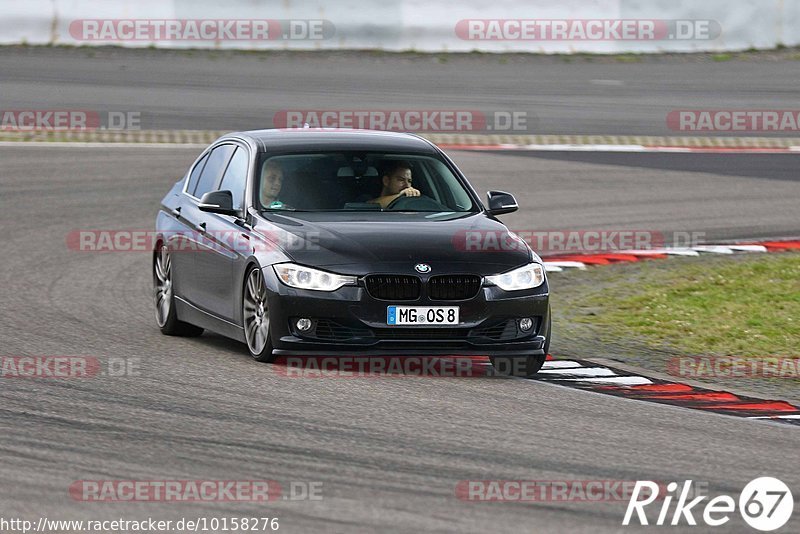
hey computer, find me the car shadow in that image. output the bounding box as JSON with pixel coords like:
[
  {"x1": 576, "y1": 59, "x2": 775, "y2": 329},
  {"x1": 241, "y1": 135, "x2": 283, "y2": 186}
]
[
  {"x1": 269, "y1": 355, "x2": 504, "y2": 379},
  {"x1": 188, "y1": 333, "x2": 509, "y2": 379}
]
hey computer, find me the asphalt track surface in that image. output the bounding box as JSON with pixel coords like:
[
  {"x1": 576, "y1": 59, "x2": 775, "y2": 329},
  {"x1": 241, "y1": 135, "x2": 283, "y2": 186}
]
[
  {"x1": 1, "y1": 146, "x2": 798, "y2": 533},
  {"x1": 2, "y1": 46, "x2": 800, "y2": 135}
]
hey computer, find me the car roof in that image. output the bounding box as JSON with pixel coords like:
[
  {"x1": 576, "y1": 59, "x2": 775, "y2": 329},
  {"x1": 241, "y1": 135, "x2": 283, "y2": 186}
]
[{"x1": 223, "y1": 129, "x2": 440, "y2": 154}]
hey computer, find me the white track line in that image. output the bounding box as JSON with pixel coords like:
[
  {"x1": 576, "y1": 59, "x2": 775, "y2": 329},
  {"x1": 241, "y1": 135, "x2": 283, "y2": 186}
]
[
  {"x1": 543, "y1": 261, "x2": 587, "y2": 270},
  {"x1": 2, "y1": 141, "x2": 800, "y2": 154},
  {"x1": 539, "y1": 367, "x2": 618, "y2": 377},
  {"x1": 619, "y1": 248, "x2": 700, "y2": 257},
  {"x1": 558, "y1": 376, "x2": 654, "y2": 386},
  {"x1": 541, "y1": 361, "x2": 585, "y2": 369},
  {"x1": 719, "y1": 245, "x2": 769, "y2": 252},
  {"x1": 519, "y1": 144, "x2": 648, "y2": 152},
  {"x1": 691, "y1": 245, "x2": 736, "y2": 254},
  {"x1": 0, "y1": 141, "x2": 208, "y2": 148},
  {"x1": 455, "y1": 144, "x2": 800, "y2": 154}
]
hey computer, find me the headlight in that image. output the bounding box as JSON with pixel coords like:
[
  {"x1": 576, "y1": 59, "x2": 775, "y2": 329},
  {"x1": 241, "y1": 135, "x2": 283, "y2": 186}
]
[
  {"x1": 273, "y1": 263, "x2": 357, "y2": 292},
  {"x1": 486, "y1": 263, "x2": 546, "y2": 291}
]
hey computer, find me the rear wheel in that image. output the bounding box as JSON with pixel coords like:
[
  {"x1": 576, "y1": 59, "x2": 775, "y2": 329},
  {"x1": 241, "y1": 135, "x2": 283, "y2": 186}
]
[
  {"x1": 243, "y1": 266, "x2": 275, "y2": 362},
  {"x1": 153, "y1": 245, "x2": 203, "y2": 337}
]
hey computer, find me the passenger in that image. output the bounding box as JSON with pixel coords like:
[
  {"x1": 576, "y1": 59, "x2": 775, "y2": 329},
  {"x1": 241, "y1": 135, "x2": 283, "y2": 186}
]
[
  {"x1": 260, "y1": 160, "x2": 286, "y2": 209},
  {"x1": 368, "y1": 161, "x2": 420, "y2": 208}
]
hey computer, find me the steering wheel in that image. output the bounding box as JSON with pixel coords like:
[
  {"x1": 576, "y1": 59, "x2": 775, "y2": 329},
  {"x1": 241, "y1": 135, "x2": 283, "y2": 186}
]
[
  {"x1": 265, "y1": 200, "x2": 294, "y2": 211},
  {"x1": 385, "y1": 194, "x2": 447, "y2": 211}
]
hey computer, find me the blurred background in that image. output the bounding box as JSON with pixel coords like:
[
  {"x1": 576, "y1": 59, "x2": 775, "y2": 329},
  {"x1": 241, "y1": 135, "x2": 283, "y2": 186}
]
[{"x1": 4, "y1": 0, "x2": 800, "y2": 53}]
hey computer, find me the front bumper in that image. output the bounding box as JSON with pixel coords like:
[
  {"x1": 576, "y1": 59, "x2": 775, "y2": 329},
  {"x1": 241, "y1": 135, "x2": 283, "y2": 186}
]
[{"x1": 263, "y1": 267, "x2": 550, "y2": 357}]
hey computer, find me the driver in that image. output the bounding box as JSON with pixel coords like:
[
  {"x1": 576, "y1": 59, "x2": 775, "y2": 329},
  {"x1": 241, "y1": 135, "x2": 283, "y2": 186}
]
[
  {"x1": 368, "y1": 161, "x2": 420, "y2": 208},
  {"x1": 260, "y1": 159, "x2": 286, "y2": 209}
]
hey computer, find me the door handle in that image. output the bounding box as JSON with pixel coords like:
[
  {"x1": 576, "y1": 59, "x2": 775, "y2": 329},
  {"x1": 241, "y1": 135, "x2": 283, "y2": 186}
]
[
  {"x1": 171, "y1": 206, "x2": 181, "y2": 218},
  {"x1": 195, "y1": 222, "x2": 207, "y2": 233}
]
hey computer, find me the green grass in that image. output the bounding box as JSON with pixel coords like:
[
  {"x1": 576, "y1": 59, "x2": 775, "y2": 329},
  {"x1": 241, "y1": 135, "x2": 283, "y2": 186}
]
[
  {"x1": 712, "y1": 53, "x2": 733, "y2": 62},
  {"x1": 575, "y1": 252, "x2": 800, "y2": 357}
]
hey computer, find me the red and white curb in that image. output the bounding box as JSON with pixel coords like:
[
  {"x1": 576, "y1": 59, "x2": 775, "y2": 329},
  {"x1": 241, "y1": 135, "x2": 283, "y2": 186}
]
[
  {"x1": 538, "y1": 240, "x2": 800, "y2": 425},
  {"x1": 537, "y1": 357, "x2": 800, "y2": 425},
  {"x1": 541, "y1": 240, "x2": 800, "y2": 272},
  {"x1": 432, "y1": 134, "x2": 800, "y2": 153},
  {"x1": 273, "y1": 355, "x2": 798, "y2": 424}
]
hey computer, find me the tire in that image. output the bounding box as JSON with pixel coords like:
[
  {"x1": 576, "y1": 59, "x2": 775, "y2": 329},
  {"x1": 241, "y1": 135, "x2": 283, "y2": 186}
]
[
  {"x1": 242, "y1": 266, "x2": 276, "y2": 363},
  {"x1": 490, "y1": 354, "x2": 546, "y2": 377},
  {"x1": 153, "y1": 244, "x2": 204, "y2": 337},
  {"x1": 490, "y1": 315, "x2": 551, "y2": 377}
]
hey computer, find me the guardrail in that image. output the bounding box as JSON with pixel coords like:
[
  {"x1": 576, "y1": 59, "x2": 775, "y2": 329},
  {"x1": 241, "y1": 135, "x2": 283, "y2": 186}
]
[{"x1": 2, "y1": 0, "x2": 799, "y2": 53}]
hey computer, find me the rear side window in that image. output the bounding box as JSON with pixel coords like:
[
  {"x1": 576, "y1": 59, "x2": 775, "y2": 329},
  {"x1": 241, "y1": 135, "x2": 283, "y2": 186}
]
[
  {"x1": 185, "y1": 152, "x2": 209, "y2": 195},
  {"x1": 192, "y1": 144, "x2": 235, "y2": 198},
  {"x1": 219, "y1": 147, "x2": 249, "y2": 210}
]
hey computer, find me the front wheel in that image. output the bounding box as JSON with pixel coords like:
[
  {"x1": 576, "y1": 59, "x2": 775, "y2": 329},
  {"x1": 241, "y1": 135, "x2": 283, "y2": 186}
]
[
  {"x1": 490, "y1": 354, "x2": 546, "y2": 377},
  {"x1": 490, "y1": 316, "x2": 550, "y2": 377},
  {"x1": 153, "y1": 245, "x2": 203, "y2": 337},
  {"x1": 243, "y1": 266, "x2": 275, "y2": 362}
]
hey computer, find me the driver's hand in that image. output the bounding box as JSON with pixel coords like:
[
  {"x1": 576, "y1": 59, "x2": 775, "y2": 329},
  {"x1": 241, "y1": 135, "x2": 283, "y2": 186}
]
[{"x1": 400, "y1": 187, "x2": 421, "y2": 197}]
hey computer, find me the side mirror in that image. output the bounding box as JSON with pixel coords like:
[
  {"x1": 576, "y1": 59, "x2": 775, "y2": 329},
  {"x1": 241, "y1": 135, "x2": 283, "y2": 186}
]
[
  {"x1": 198, "y1": 190, "x2": 238, "y2": 216},
  {"x1": 487, "y1": 191, "x2": 518, "y2": 215}
]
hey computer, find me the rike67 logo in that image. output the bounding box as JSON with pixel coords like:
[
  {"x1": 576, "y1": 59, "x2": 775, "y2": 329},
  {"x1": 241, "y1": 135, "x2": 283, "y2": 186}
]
[{"x1": 623, "y1": 478, "x2": 793, "y2": 531}]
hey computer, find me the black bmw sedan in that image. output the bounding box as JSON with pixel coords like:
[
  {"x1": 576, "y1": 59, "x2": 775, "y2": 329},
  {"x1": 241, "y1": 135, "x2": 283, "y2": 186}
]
[{"x1": 154, "y1": 129, "x2": 551, "y2": 376}]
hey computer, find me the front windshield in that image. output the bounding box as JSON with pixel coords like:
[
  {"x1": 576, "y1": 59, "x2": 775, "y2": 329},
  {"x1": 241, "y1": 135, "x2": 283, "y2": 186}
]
[{"x1": 256, "y1": 152, "x2": 478, "y2": 213}]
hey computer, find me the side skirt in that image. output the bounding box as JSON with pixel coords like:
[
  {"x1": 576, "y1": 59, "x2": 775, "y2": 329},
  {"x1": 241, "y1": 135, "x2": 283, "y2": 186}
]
[{"x1": 175, "y1": 296, "x2": 246, "y2": 343}]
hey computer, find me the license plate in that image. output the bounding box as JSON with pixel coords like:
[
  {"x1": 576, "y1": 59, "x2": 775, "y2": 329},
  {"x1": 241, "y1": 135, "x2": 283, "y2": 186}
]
[{"x1": 387, "y1": 306, "x2": 459, "y2": 326}]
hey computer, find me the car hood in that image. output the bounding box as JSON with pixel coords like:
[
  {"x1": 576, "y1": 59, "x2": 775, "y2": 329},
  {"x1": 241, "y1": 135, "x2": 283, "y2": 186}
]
[{"x1": 252, "y1": 211, "x2": 535, "y2": 275}]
